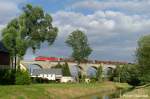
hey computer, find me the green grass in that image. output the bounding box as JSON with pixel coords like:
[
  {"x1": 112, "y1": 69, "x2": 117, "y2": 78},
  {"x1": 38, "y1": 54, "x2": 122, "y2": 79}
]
[
  {"x1": 0, "y1": 82, "x2": 131, "y2": 99},
  {"x1": 120, "y1": 85, "x2": 150, "y2": 99},
  {"x1": 0, "y1": 85, "x2": 51, "y2": 99}
]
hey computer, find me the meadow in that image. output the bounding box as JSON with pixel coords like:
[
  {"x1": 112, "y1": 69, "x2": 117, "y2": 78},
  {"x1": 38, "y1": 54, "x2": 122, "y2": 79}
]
[{"x1": 0, "y1": 82, "x2": 131, "y2": 99}]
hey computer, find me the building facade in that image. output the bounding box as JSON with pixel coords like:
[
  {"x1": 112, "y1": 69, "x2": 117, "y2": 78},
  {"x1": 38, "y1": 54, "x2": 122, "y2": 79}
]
[
  {"x1": 31, "y1": 68, "x2": 63, "y2": 81},
  {"x1": 0, "y1": 42, "x2": 10, "y2": 69}
]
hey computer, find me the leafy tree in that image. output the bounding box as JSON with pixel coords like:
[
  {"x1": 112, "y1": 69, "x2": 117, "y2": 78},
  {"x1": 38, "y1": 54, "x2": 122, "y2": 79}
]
[
  {"x1": 52, "y1": 62, "x2": 71, "y2": 76},
  {"x1": 52, "y1": 63, "x2": 62, "y2": 68},
  {"x1": 15, "y1": 69, "x2": 31, "y2": 85},
  {"x1": 66, "y1": 30, "x2": 92, "y2": 64},
  {"x1": 136, "y1": 35, "x2": 150, "y2": 84},
  {"x1": 0, "y1": 69, "x2": 16, "y2": 85},
  {"x1": 2, "y1": 4, "x2": 58, "y2": 69},
  {"x1": 2, "y1": 19, "x2": 27, "y2": 69},
  {"x1": 62, "y1": 62, "x2": 71, "y2": 76},
  {"x1": 112, "y1": 64, "x2": 140, "y2": 86},
  {"x1": 112, "y1": 65, "x2": 121, "y2": 82},
  {"x1": 107, "y1": 67, "x2": 114, "y2": 80},
  {"x1": 96, "y1": 65, "x2": 103, "y2": 82},
  {"x1": 66, "y1": 30, "x2": 92, "y2": 81}
]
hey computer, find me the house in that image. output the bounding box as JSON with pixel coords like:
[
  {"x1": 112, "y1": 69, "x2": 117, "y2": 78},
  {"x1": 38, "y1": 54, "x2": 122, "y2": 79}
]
[
  {"x1": 31, "y1": 68, "x2": 63, "y2": 81},
  {"x1": 60, "y1": 76, "x2": 75, "y2": 83},
  {"x1": 0, "y1": 42, "x2": 10, "y2": 69}
]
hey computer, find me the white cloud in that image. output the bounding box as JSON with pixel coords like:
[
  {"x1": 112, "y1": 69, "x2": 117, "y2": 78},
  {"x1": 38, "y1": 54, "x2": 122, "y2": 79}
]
[
  {"x1": 49, "y1": 10, "x2": 150, "y2": 62},
  {"x1": 52, "y1": 10, "x2": 150, "y2": 37},
  {"x1": 0, "y1": 0, "x2": 26, "y2": 39},
  {"x1": 1, "y1": 0, "x2": 150, "y2": 62},
  {"x1": 70, "y1": 0, "x2": 150, "y2": 14}
]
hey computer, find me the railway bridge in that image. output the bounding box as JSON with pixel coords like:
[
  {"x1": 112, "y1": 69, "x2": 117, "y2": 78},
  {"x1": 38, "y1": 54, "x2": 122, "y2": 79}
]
[{"x1": 20, "y1": 60, "x2": 124, "y2": 76}]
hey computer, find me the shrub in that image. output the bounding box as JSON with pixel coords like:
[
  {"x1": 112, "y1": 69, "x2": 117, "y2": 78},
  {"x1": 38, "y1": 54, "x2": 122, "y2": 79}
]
[
  {"x1": 62, "y1": 62, "x2": 71, "y2": 76},
  {"x1": 15, "y1": 69, "x2": 31, "y2": 85},
  {"x1": 0, "y1": 69, "x2": 15, "y2": 85},
  {"x1": 136, "y1": 35, "x2": 150, "y2": 84},
  {"x1": 96, "y1": 65, "x2": 103, "y2": 82},
  {"x1": 52, "y1": 62, "x2": 71, "y2": 76},
  {"x1": 112, "y1": 64, "x2": 141, "y2": 86}
]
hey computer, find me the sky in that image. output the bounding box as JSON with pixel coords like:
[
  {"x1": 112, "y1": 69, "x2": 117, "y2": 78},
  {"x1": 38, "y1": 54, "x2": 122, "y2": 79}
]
[{"x1": 0, "y1": 0, "x2": 150, "y2": 62}]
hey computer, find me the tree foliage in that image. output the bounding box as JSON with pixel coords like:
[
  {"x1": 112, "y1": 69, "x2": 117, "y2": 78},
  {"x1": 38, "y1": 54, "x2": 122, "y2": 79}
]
[
  {"x1": 136, "y1": 35, "x2": 150, "y2": 83},
  {"x1": 2, "y1": 4, "x2": 58, "y2": 68},
  {"x1": 0, "y1": 69, "x2": 16, "y2": 85},
  {"x1": 52, "y1": 62, "x2": 71, "y2": 76},
  {"x1": 66, "y1": 30, "x2": 92, "y2": 64},
  {"x1": 112, "y1": 65, "x2": 140, "y2": 86},
  {"x1": 62, "y1": 62, "x2": 71, "y2": 76},
  {"x1": 15, "y1": 69, "x2": 31, "y2": 85},
  {"x1": 51, "y1": 63, "x2": 62, "y2": 68},
  {"x1": 96, "y1": 65, "x2": 103, "y2": 82}
]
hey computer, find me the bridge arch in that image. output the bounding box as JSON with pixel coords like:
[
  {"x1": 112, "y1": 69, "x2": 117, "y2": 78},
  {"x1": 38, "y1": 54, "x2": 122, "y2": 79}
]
[
  {"x1": 86, "y1": 66, "x2": 97, "y2": 77},
  {"x1": 91, "y1": 66, "x2": 98, "y2": 70},
  {"x1": 27, "y1": 64, "x2": 42, "y2": 73}
]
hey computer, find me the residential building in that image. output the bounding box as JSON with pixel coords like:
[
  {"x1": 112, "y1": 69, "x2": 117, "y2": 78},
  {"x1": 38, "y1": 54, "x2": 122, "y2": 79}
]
[
  {"x1": 0, "y1": 42, "x2": 10, "y2": 69},
  {"x1": 60, "y1": 76, "x2": 75, "y2": 83},
  {"x1": 31, "y1": 68, "x2": 62, "y2": 81}
]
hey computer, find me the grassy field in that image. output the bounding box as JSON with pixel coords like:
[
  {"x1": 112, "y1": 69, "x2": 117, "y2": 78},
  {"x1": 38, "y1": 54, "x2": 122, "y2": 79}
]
[
  {"x1": 0, "y1": 82, "x2": 131, "y2": 99},
  {"x1": 120, "y1": 85, "x2": 150, "y2": 99}
]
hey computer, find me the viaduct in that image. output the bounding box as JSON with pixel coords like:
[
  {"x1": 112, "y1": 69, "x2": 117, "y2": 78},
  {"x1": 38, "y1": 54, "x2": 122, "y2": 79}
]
[{"x1": 20, "y1": 60, "x2": 128, "y2": 75}]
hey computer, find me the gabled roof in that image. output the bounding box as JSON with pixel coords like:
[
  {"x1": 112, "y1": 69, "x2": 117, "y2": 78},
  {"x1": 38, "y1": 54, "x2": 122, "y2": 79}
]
[
  {"x1": 0, "y1": 41, "x2": 9, "y2": 53},
  {"x1": 32, "y1": 68, "x2": 62, "y2": 76}
]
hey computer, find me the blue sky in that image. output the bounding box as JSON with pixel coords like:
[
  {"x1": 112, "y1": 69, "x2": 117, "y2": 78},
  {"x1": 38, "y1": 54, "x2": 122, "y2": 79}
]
[{"x1": 1, "y1": 0, "x2": 150, "y2": 62}]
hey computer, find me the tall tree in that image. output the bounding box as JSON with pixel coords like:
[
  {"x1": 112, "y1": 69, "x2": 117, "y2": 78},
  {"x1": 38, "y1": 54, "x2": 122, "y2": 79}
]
[
  {"x1": 52, "y1": 62, "x2": 71, "y2": 76},
  {"x1": 66, "y1": 30, "x2": 92, "y2": 64},
  {"x1": 96, "y1": 65, "x2": 103, "y2": 82},
  {"x1": 112, "y1": 64, "x2": 140, "y2": 85},
  {"x1": 62, "y1": 62, "x2": 71, "y2": 76},
  {"x1": 136, "y1": 35, "x2": 150, "y2": 83},
  {"x1": 66, "y1": 30, "x2": 92, "y2": 81},
  {"x1": 2, "y1": 4, "x2": 58, "y2": 69}
]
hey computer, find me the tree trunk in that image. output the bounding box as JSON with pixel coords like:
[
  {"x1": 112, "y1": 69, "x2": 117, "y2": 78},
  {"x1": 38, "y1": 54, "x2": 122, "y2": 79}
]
[
  {"x1": 14, "y1": 55, "x2": 16, "y2": 70},
  {"x1": 77, "y1": 61, "x2": 80, "y2": 83},
  {"x1": 17, "y1": 56, "x2": 21, "y2": 70},
  {"x1": 11, "y1": 57, "x2": 14, "y2": 69}
]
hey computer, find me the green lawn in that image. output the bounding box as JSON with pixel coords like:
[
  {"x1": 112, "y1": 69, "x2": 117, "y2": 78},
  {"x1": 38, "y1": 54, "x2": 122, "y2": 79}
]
[
  {"x1": 0, "y1": 82, "x2": 131, "y2": 99},
  {"x1": 120, "y1": 85, "x2": 150, "y2": 99}
]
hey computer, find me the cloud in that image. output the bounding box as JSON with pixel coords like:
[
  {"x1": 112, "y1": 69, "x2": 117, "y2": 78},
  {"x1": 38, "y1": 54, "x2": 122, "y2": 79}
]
[
  {"x1": 26, "y1": 9, "x2": 149, "y2": 61},
  {"x1": 46, "y1": 10, "x2": 150, "y2": 62},
  {"x1": 70, "y1": 0, "x2": 150, "y2": 14},
  {"x1": 1, "y1": 0, "x2": 150, "y2": 62},
  {"x1": 0, "y1": 0, "x2": 26, "y2": 39}
]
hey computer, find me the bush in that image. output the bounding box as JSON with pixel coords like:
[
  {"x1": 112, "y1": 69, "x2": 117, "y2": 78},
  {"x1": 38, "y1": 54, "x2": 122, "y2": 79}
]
[
  {"x1": 15, "y1": 69, "x2": 31, "y2": 85},
  {"x1": 62, "y1": 62, "x2": 71, "y2": 76},
  {"x1": 0, "y1": 69, "x2": 15, "y2": 85},
  {"x1": 96, "y1": 65, "x2": 103, "y2": 82},
  {"x1": 90, "y1": 77, "x2": 97, "y2": 83},
  {"x1": 112, "y1": 64, "x2": 141, "y2": 86},
  {"x1": 139, "y1": 73, "x2": 150, "y2": 85},
  {"x1": 136, "y1": 35, "x2": 150, "y2": 84}
]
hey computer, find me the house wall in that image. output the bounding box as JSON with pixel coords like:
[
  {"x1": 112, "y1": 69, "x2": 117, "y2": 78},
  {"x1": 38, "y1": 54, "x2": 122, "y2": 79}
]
[
  {"x1": 61, "y1": 77, "x2": 75, "y2": 83},
  {"x1": 32, "y1": 74, "x2": 56, "y2": 80},
  {"x1": 0, "y1": 52, "x2": 10, "y2": 69}
]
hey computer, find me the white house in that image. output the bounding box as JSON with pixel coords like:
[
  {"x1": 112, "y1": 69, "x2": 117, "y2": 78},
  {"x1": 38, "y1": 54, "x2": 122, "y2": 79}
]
[
  {"x1": 31, "y1": 68, "x2": 62, "y2": 81},
  {"x1": 60, "y1": 76, "x2": 75, "y2": 83}
]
